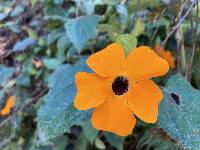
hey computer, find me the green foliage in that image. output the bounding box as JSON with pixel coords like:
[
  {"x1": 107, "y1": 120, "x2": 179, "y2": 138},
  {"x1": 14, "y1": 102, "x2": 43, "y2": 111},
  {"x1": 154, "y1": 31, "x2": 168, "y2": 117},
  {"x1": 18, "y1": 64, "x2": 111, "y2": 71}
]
[
  {"x1": 10, "y1": 4, "x2": 24, "y2": 17},
  {"x1": 95, "y1": 137, "x2": 106, "y2": 149},
  {"x1": 129, "y1": 0, "x2": 161, "y2": 10},
  {"x1": 13, "y1": 37, "x2": 36, "y2": 52},
  {"x1": 56, "y1": 34, "x2": 70, "y2": 52},
  {"x1": 158, "y1": 74, "x2": 200, "y2": 150},
  {"x1": 72, "y1": 0, "x2": 121, "y2": 15},
  {"x1": 104, "y1": 132, "x2": 125, "y2": 150},
  {"x1": 131, "y1": 19, "x2": 145, "y2": 37},
  {"x1": 0, "y1": 65, "x2": 14, "y2": 103},
  {"x1": 42, "y1": 58, "x2": 62, "y2": 70},
  {"x1": 136, "y1": 127, "x2": 183, "y2": 150},
  {"x1": 116, "y1": 34, "x2": 137, "y2": 55},
  {"x1": 99, "y1": 24, "x2": 121, "y2": 41},
  {"x1": 65, "y1": 15, "x2": 100, "y2": 52},
  {"x1": 0, "y1": 65, "x2": 14, "y2": 86},
  {"x1": 82, "y1": 121, "x2": 98, "y2": 144},
  {"x1": 37, "y1": 62, "x2": 92, "y2": 142},
  {"x1": 46, "y1": 29, "x2": 64, "y2": 46}
]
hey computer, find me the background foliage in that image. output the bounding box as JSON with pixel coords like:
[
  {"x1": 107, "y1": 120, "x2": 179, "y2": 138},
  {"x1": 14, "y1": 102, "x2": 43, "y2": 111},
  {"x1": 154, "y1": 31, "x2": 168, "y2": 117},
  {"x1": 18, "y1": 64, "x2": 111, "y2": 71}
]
[{"x1": 0, "y1": 0, "x2": 200, "y2": 149}]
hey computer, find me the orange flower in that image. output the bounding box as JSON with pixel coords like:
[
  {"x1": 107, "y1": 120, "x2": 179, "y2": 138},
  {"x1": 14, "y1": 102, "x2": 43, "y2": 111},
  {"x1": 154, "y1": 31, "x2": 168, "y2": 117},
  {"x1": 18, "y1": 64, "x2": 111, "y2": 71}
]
[
  {"x1": 32, "y1": 58, "x2": 43, "y2": 69},
  {"x1": 1, "y1": 96, "x2": 16, "y2": 116},
  {"x1": 74, "y1": 43, "x2": 169, "y2": 136},
  {"x1": 155, "y1": 45, "x2": 175, "y2": 68}
]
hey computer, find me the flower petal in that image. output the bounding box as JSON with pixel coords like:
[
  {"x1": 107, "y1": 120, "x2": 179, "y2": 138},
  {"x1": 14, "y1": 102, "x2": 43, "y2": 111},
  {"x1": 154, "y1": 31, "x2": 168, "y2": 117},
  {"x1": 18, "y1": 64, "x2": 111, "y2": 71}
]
[
  {"x1": 126, "y1": 46, "x2": 169, "y2": 81},
  {"x1": 125, "y1": 79, "x2": 163, "y2": 123},
  {"x1": 155, "y1": 45, "x2": 175, "y2": 68},
  {"x1": 87, "y1": 43, "x2": 125, "y2": 77},
  {"x1": 158, "y1": 51, "x2": 175, "y2": 68},
  {"x1": 91, "y1": 96, "x2": 136, "y2": 136},
  {"x1": 74, "y1": 72, "x2": 109, "y2": 110}
]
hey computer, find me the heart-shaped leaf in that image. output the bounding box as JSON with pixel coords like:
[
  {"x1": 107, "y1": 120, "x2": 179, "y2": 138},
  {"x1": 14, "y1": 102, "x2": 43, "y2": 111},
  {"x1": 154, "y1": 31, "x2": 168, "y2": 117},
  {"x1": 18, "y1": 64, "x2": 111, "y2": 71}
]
[
  {"x1": 37, "y1": 61, "x2": 92, "y2": 142},
  {"x1": 158, "y1": 73, "x2": 200, "y2": 150}
]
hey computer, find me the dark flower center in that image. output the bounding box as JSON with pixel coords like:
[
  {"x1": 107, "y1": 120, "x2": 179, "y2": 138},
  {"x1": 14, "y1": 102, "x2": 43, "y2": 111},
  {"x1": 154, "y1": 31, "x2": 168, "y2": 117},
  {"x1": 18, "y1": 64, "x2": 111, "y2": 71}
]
[{"x1": 112, "y1": 76, "x2": 129, "y2": 96}]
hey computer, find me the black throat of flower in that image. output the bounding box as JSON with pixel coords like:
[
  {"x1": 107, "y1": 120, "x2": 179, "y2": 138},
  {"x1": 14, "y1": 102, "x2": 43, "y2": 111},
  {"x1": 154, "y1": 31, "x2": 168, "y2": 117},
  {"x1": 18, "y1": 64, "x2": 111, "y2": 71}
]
[{"x1": 112, "y1": 76, "x2": 129, "y2": 96}]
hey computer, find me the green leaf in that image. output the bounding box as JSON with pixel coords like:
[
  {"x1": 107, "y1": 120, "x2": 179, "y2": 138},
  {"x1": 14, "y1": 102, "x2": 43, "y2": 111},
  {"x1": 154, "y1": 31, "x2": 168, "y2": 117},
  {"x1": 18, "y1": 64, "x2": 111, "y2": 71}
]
[
  {"x1": 53, "y1": 0, "x2": 64, "y2": 4},
  {"x1": 10, "y1": 5, "x2": 24, "y2": 17},
  {"x1": 72, "y1": 0, "x2": 121, "y2": 15},
  {"x1": 13, "y1": 37, "x2": 36, "y2": 52},
  {"x1": 73, "y1": 0, "x2": 95, "y2": 15},
  {"x1": 5, "y1": 21, "x2": 21, "y2": 33},
  {"x1": 95, "y1": 138, "x2": 106, "y2": 150},
  {"x1": 158, "y1": 73, "x2": 200, "y2": 150},
  {"x1": 56, "y1": 33, "x2": 71, "y2": 61},
  {"x1": 132, "y1": 19, "x2": 145, "y2": 37},
  {"x1": 57, "y1": 33, "x2": 70, "y2": 51},
  {"x1": 65, "y1": 15, "x2": 100, "y2": 52},
  {"x1": 42, "y1": 58, "x2": 62, "y2": 70},
  {"x1": 16, "y1": 74, "x2": 31, "y2": 87},
  {"x1": 82, "y1": 121, "x2": 98, "y2": 144},
  {"x1": 37, "y1": 62, "x2": 92, "y2": 142},
  {"x1": 98, "y1": 24, "x2": 121, "y2": 41},
  {"x1": 30, "y1": 0, "x2": 38, "y2": 6},
  {"x1": 47, "y1": 64, "x2": 71, "y2": 88},
  {"x1": 46, "y1": 29, "x2": 63, "y2": 46},
  {"x1": 116, "y1": 34, "x2": 137, "y2": 55},
  {"x1": 0, "y1": 65, "x2": 14, "y2": 86},
  {"x1": 38, "y1": 37, "x2": 46, "y2": 46},
  {"x1": 76, "y1": 132, "x2": 89, "y2": 150},
  {"x1": 67, "y1": 46, "x2": 78, "y2": 59},
  {"x1": 28, "y1": 29, "x2": 37, "y2": 39},
  {"x1": 44, "y1": 7, "x2": 67, "y2": 21}
]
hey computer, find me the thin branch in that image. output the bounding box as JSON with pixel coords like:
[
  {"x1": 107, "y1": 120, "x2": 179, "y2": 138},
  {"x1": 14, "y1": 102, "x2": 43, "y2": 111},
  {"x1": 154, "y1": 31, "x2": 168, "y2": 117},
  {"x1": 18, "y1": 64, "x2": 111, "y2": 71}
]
[
  {"x1": 160, "y1": 0, "x2": 197, "y2": 49},
  {"x1": 186, "y1": 1, "x2": 199, "y2": 80},
  {"x1": 177, "y1": 0, "x2": 190, "y2": 20},
  {"x1": 175, "y1": 0, "x2": 187, "y2": 72},
  {"x1": 176, "y1": 26, "x2": 187, "y2": 72}
]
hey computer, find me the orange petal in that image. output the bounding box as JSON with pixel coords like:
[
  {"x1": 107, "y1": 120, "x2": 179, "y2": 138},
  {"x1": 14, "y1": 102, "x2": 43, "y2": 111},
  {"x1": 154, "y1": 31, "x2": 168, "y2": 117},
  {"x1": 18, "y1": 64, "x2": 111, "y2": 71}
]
[
  {"x1": 74, "y1": 72, "x2": 109, "y2": 110},
  {"x1": 91, "y1": 96, "x2": 136, "y2": 136},
  {"x1": 87, "y1": 43, "x2": 125, "y2": 77},
  {"x1": 125, "y1": 79, "x2": 163, "y2": 123},
  {"x1": 32, "y1": 58, "x2": 43, "y2": 69},
  {"x1": 158, "y1": 51, "x2": 175, "y2": 68},
  {"x1": 7, "y1": 96, "x2": 16, "y2": 108},
  {"x1": 126, "y1": 46, "x2": 169, "y2": 81},
  {"x1": 155, "y1": 45, "x2": 165, "y2": 53},
  {"x1": 155, "y1": 45, "x2": 175, "y2": 68},
  {"x1": 1, "y1": 108, "x2": 11, "y2": 116},
  {"x1": 0, "y1": 96, "x2": 15, "y2": 116}
]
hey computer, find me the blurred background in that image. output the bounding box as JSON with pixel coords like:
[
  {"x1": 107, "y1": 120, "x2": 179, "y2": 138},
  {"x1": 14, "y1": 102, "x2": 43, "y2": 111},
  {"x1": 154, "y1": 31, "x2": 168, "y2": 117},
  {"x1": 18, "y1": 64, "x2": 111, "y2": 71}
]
[{"x1": 0, "y1": 0, "x2": 199, "y2": 149}]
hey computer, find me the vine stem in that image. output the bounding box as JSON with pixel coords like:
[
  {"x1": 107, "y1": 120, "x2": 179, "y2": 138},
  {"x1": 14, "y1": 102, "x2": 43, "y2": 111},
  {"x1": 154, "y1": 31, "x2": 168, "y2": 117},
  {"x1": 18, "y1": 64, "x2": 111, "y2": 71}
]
[
  {"x1": 185, "y1": 1, "x2": 199, "y2": 81},
  {"x1": 175, "y1": 0, "x2": 186, "y2": 73},
  {"x1": 160, "y1": 0, "x2": 197, "y2": 49}
]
